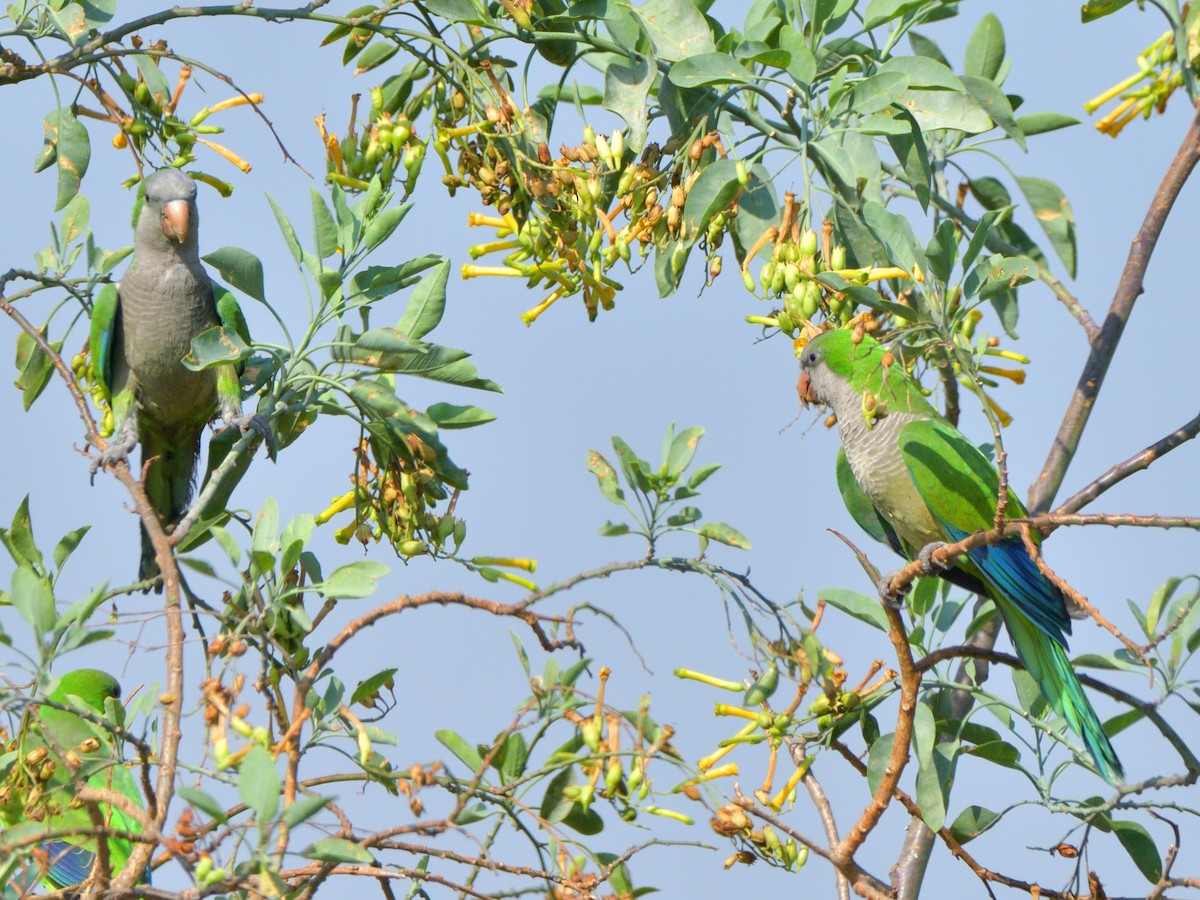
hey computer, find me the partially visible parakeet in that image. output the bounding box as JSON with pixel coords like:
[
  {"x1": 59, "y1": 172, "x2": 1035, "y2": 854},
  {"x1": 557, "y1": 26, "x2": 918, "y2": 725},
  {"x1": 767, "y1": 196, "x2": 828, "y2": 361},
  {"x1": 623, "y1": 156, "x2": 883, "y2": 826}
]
[
  {"x1": 798, "y1": 329, "x2": 1123, "y2": 784},
  {"x1": 0, "y1": 669, "x2": 148, "y2": 889},
  {"x1": 89, "y1": 169, "x2": 270, "y2": 588}
]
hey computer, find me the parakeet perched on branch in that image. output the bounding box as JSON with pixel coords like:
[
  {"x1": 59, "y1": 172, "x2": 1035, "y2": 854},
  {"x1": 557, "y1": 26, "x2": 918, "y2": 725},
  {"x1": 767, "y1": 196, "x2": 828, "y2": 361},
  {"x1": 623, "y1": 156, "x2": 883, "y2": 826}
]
[
  {"x1": 798, "y1": 328, "x2": 1122, "y2": 784},
  {"x1": 89, "y1": 169, "x2": 270, "y2": 588},
  {"x1": 0, "y1": 669, "x2": 148, "y2": 889}
]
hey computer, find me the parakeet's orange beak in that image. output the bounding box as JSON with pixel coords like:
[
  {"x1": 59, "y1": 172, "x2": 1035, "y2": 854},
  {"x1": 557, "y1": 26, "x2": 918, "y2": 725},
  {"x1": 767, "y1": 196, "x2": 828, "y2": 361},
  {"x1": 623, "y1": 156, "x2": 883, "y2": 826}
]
[
  {"x1": 797, "y1": 371, "x2": 817, "y2": 407},
  {"x1": 161, "y1": 199, "x2": 191, "y2": 243}
]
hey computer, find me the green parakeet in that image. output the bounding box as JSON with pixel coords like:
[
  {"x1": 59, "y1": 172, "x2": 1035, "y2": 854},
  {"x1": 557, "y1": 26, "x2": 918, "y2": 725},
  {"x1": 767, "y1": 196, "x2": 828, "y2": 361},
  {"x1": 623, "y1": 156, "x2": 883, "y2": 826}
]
[
  {"x1": 89, "y1": 169, "x2": 270, "y2": 589},
  {"x1": 0, "y1": 669, "x2": 148, "y2": 889},
  {"x1": 797, "y1": 329, "x2": 1123, "y2": 784}
]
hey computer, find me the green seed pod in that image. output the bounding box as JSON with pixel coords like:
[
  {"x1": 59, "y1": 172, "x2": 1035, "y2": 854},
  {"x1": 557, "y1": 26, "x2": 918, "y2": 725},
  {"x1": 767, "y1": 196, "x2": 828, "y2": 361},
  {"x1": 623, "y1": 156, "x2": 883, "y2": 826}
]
[
  {"x1": 775, "y1": 311, "x2": 796, "y2": 334},
  {"x1": 801, "y1": 282, "x2": 821, "y2": 319},
  {"x1": 784, "y1": 262, "x2": 801, "y2": 292},
  {"x1": 744, "y1": 664, "x2": 779, "y2": 706},
  {"x1": 830, "y1": 244, "x2": 847, "y2": 270},
  {"x1": 741, "y1": 267, "x2": 757, "y2": 293},
  {"x1": 759, "y1": 261, "x2": 776, "y2": 292},
  {"x1": 799, "y1": 229, "x2": 818, "y2": 258},
  {"x1": 605, "y1": 757, "x2": 623, "y2": 796},
  {"x1": 784, "y1": 285, "x2": 805, "y2": 322},
  {"x1": 770, "y1": 264, "x2": 786, "y2": 296}
]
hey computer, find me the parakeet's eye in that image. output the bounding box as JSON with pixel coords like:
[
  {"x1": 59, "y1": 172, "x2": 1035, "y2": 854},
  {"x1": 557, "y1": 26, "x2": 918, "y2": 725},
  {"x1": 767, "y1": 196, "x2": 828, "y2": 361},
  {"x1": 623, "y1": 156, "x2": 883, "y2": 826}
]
[{"x1": 807, "y1": 352, "x2": 817, "y2": 364}]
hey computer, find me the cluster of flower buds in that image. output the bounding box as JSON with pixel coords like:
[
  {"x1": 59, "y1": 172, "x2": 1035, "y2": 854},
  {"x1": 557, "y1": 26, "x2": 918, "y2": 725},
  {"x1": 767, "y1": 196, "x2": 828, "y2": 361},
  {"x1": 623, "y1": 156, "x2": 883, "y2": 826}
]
[
  {"x1": 315, "y1": 438, "x2": 464, "y2": 560},
  {"x1": 711, "y1": 803, "x2": 810, "y2": 872},
  {"x1": 558, "y1": 670, "x2": 693, "y2": 830},
  {"x1": 317, "y1": 85, "x2": 426, "y2": 195},
  {"x1": 1085, "y1": 13, "x2": 1200, "y2": 137},
  {"x1": 743, "y1": 196, "x2": 921, "y2": 337},
  {"x1": 65, "y1": 53, "x2": 258, "y2": 194},
  {"x1": 461, "y1": 120, "x2": 743, "y2": 324}
]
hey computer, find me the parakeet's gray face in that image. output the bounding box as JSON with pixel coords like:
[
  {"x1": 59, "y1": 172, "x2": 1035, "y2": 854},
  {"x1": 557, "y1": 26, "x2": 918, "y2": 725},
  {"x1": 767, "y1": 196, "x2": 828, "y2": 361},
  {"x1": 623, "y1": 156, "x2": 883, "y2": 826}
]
[
  {"x1": 796, "y1": 342, "x2": 828, "y2": 408},
  {"x1": 142, "y1": 170, "x2": 199, "y2": 244}
]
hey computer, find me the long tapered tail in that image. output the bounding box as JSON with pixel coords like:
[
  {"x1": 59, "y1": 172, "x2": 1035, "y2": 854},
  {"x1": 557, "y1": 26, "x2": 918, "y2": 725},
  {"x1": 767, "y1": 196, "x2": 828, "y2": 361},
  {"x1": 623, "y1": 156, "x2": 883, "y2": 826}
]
[
  {"x1": 998, "y1": 603, "x2": 1124, "y2": 784},
  {"x1": 138, "y1": 429, "x2": 201, "y2": 590}
]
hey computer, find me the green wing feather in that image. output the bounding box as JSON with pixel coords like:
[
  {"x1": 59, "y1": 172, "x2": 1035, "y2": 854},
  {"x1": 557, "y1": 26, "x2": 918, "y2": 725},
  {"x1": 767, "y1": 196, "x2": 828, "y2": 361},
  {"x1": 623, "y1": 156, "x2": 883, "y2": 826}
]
[
  {"x1": 897, "y1": 419, "x2": 1123, "y2": 783},
  {"x1": 89, "y1": 283, "x2": 120, "y2": 406}
]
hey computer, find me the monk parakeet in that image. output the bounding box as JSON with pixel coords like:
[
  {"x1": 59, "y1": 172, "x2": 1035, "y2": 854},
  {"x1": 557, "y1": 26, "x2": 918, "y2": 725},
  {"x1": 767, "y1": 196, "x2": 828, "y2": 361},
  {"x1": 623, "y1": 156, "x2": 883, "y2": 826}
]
[
  {"x1": 0, "y1": 669, "x2": 148, "y2": 889},
  {"x1": 89, "y1": 169, "x2": 270, "y2": 588},
  {"x1": 797, "y1": 329, "x2": 1123, "y2": 784}
]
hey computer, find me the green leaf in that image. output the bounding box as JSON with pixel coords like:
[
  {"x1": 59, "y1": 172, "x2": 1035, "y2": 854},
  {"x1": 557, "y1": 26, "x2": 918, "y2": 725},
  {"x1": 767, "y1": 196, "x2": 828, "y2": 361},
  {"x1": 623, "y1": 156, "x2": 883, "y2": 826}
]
[
  {"x1": 1016, "y1": 176, "x2": 1076, "y2": 277},
  {"x1": 363, "y1": 202, "x2": 411, "y2": 254},
  {"x1": 355, "y1": 39, "x2": 399, "y2": 75},
  {"x1": 351, "y1": 668, "x2": 398, "y2": 706},
  {"x1": 204, "y1": 246, "x2": 266, "y2": 303},
  {"x1": 820, "y1": 588, "x2": 888, "y2": 633},
  {"x1": 1011, "y1": 669, "x2": 1048, "y2": 719},
  {"x1": 972, "y1": 254, "x2": 1037, "y2": 300},
  {"x1": 238, "y1": 746, "x2": 280, "y2": 825},
  {"x1": 282, "y1": 794, "x2": 334, "y2": 829},
  {"x1": 960, "y1": 74, "x2": 1024, "y2": 149},
  {"x1": 1081, "y1": 0, "x2": 1136, "y2": 22},
  {"x1": 879, "y1": 55, "x2": 964, "y2": 90},
  {"x1": 916, "y1": 742, "x2": 956, "y2": 832},
  {"x1": 311, "y1": 189, "x2": 338, "y2": 260},
  {"x1": 635, "y1": 0, "x2": 716, "y2": 63},
  {"x1": 436, "y1": 729, "x2": 487, "y2": 771},
  {"x1": 397, "y1": 259, "x2": 448, "y2": 340},
  {"x1": 1015, "y1": 112, "x2": 1079, "y2": 136},
  {"x1": 493, "y1": 731, "x2": 529, "y2": 782},
  {"x1": 11, "y1": 566, "x2": 55, "y2": 634},
  {"x1": 894, "y1": 87, "x2": 992, "y2": 134},
  {"x1": 851, "y1": 71, "x2": 910, "y2": 116},
  {"x1": 267, "y1": 193, "x2": 304, "y2": 265},
  {"x1": 304, "y1": 838, "x2": 374, "y2": 864},
  {"x1": 696, "y1": 521, "x2": 750, "y2": 550},
  {"x1": 6, "y1": 496, "x2": 41, "y2": 572},
  {"x1": 866, "y1": 732, "x2": 896, "y2": 796},
  {"x1": 39, "y1": 109, "x2": 91, "y2": 210},
  {"x1": 562, "y1": 802, "x2": 604, "y2": 835},
  {"x1": 925, "y1": 218, "x2": 958, "y2": 284},
  {"x1": 948, "y1": 805, "x2": 1001, "y2": 843},
  {"x1": 1112, "y1": 820, "x2": 1163, "y2": 883},
  {"x1": 863, "y1": 0, "x2": 926, "y2": 28},
  {"x1": 315, "y1": 561, "x2": 391, "y2": 599},
  {"x1": 664, "y1": 425, "x2": 704, "y2": 478},
  {"x1": 603, "y1": 54, "x2": 656, "y2": 152},
  {"x1": 682, "y1": 160, "x2": 741, "y2": 243},
  {"x1": 961, "y1": 209, "x2": 1000, "y2": 274},
  {"x1": 611, "y1": 436, "x2": 652, "y2": 493},
  {"x1": 426, "y1": 403, "x2": 495, "y2": 429},
  {"x1": 536, "y1": 84, "x2": 604, "y2": 104},
  {"x1": 777, "y1": 24, "x2": 816, "y2": 86},
  {"x1": 667, "y1": 53, "x2": 751, "y2": 87},
  {"x1": 964, "y1": 13, "x2": 1005, "y2": 81},
  {"x1": 177, "y1": 785, "x2": 229, "y2": 823},
  {"x1": 52, "y1": 525, "x2": 89, "y2": 572},
  {"x1": 586, "y1": 450, "x2": 625, "y2": 504},
  {"x1": 182, "y1": 325, "x2": 249, "y2": 371}
]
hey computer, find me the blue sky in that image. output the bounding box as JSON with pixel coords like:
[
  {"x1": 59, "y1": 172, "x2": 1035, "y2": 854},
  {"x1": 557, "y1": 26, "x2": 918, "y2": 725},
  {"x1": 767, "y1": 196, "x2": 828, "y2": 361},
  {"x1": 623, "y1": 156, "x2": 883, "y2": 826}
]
[{"x1": 2, "y1": 1, "x2": 1198, "y2": 895}]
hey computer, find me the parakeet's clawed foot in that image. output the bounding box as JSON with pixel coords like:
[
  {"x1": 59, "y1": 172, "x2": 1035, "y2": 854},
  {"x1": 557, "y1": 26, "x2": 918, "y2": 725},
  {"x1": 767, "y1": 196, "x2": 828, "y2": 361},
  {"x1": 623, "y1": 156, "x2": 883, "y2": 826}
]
[
  {"x1": 917, "y1": 541, "x2": 951, "y2": 574},
  {"x1": 879, "y1": 570, "x2": 910, "y2": 609},
  {"x1": 89, "y1": 427, "x2": 138, "y2": 484},
  {"x1": 223, "y1": 412, "x2": 276, "y2": 460}
]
